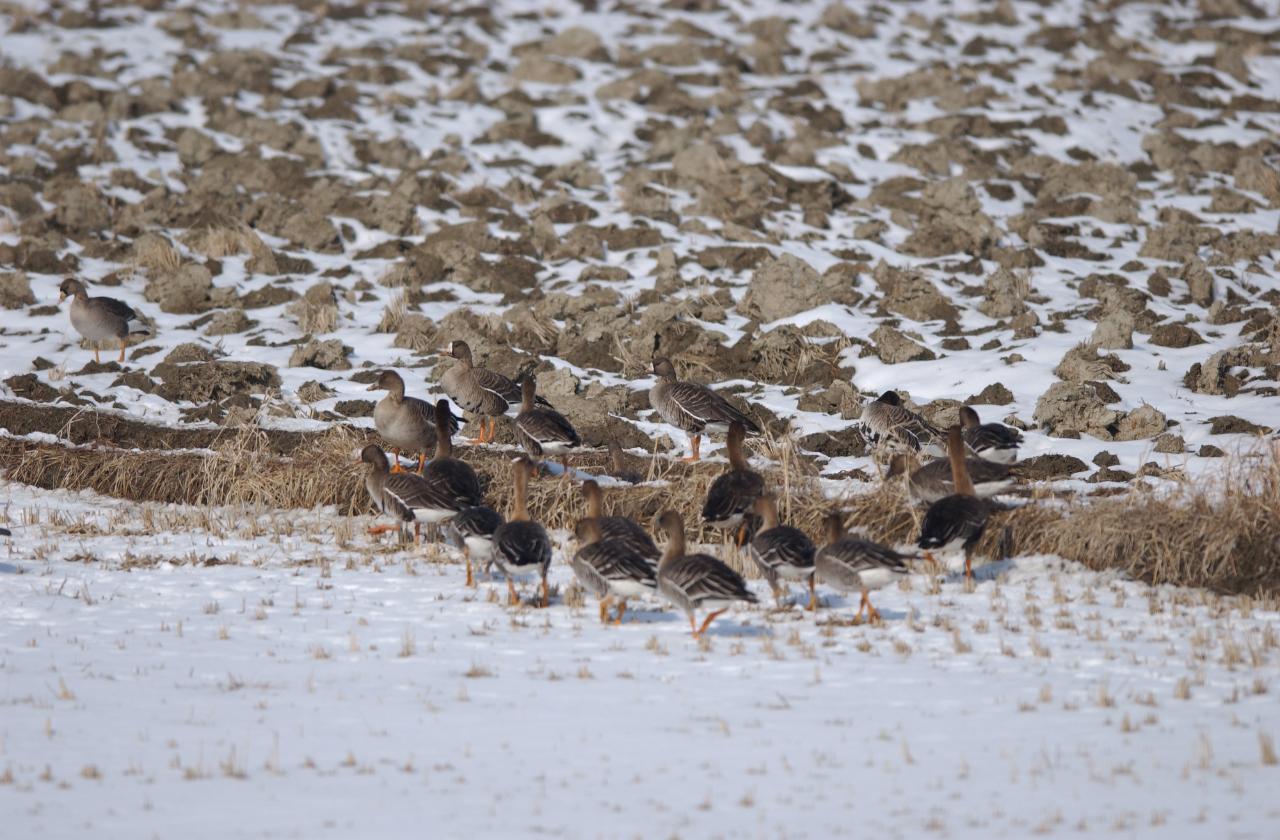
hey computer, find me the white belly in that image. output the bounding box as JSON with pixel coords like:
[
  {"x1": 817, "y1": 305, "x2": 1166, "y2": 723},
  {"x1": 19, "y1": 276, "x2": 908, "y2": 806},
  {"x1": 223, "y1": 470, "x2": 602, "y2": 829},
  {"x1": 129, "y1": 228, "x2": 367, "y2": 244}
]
[
  {"x1": 412, "y1": 508, "x2": 458, "y2": 524},
  {"x1": 857, "y1": 567, "x2": 901, "y2": 592},
  {"x1": 609, "y1": 579, "x2": 655, "y2": 599},
  {"x1": 465, "y1": 536, "x2": 494, "y2": 559},
  {"x1": 979, "y1": 448, "x2": 1017, "y2": 465},
  {"x1": 539, "y1": 441, "x2": 576, "y2": 455}
]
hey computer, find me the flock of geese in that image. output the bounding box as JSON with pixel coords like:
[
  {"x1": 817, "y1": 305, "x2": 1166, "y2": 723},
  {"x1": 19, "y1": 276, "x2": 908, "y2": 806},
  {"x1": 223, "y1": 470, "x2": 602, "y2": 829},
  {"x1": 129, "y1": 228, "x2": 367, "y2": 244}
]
[
  {"x1": 54, "y1": 281, "x2": 1025, "y2": 638},
  {"x1": 359, "y1": 343, "x2": 1026, "y2": 637}
]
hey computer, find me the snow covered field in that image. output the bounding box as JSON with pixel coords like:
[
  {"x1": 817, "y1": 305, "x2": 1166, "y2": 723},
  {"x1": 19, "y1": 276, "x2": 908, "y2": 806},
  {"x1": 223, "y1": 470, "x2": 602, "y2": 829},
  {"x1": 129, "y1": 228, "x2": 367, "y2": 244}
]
[
  {"x1": 2, "y1": 482, "x2": 1279, "y2": 837},
  {"x1": 3, "y1": 0, "x2": 1280, "y2": 835}
]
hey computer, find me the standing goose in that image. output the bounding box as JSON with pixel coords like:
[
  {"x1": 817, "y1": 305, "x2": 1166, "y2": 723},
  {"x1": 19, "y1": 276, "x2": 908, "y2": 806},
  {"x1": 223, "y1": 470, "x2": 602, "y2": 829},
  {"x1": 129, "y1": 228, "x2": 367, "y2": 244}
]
[
  {"x1": 571, "y1": 517, "x2": 658, "y2": 625},
  {"x1": 368, "y1": 370, "x2": 459, "y2": 473},
  {"x1": 918, "y1": 427, "x2": 990, "y2": 580},
  {"x1": 655, "y1": 510, "x2": 758, "y2": 638},
  {"x1": 438, "y1": 340, "x2": 548, "y2": 443},
  {"x1": 888, "y1": 452, "x2": 1015, "y2": 505},
  {"x1": 959, "y1": 406, "x2": 1023, "y2": 464},
  {"x1": 418, "y1": 398, "x2": 484, "y2": 521},
  {"x1": 446, "y1": 504, "x2": 504, "y2": 587},
  {"x1": 701, "y1": 421, "x2": 765, "y2": 545},
  {"x1": 862, "y1": 391, "x2": 945, "y2": 457},
  {"x1": 491, "y1": 457, "x2": 553, "y2": 607},
  {"x1": 747, "y1": 493, "x2": 817, "y2": 609},
  {"x1": 815, "y1": 512, "x2": 912, "y2": 624},
  {"x1": 514, "y1": 375, "x2": 581, "y2": 474},
  {"x1": 58, "y1": 278, "x2": 151, "y2": 363},
  {"x1": 358, "y1": 444, "x2": 448, "y2": 544},
  {"x1": 581, "y1": 480, "x2": 660, "y2": 566},
  {"x1": 649, "y1": 356, "x2": 759, "y2": 461}
]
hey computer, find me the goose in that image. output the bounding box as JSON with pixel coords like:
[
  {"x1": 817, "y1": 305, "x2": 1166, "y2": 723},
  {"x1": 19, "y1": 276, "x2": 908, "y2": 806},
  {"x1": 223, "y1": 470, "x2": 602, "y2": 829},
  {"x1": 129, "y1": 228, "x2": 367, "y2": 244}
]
[
  {"x1": 58, "y1": 278, "x2": 151, "y2": 363},
  {"x1": 438, "y1": 340, "x2": 548, "y2": 443},
  {"x1": 747, "y1": 493, "x2": 817, "y2": 609},
  {"x1": 513, "y1": 374, "x2": 581, "y2": 473},
  {"x1": 580, "y1": 480, "x2": 659, "y2": 566},
  {"x1": 367, "y1": 370, "x2": 459, "y2": 473},
  {"x1": 655, "y1": 510, "x2": 757, "y2": 637},
  {"x1": 959, "y1": 406, "x2": 1023, "y2": 464},
  {"x1": 815, "y1": 512, "x2": 912, "y2": 624},
  {"x1": 417, "y1": 398, "x2": 484, "y2": 521},
  {"x1": 571, "y1": 517, "x2": 658, "y2": 625},
  {"x1": 918, "y1": 427, "x2": 990, "y2": 580},
  {"x1": 491, "y1": 457, "x2": 553, "y2": 606},
  {"x1": 861, "y1": 391, "x2": 945, "y2": 457},
  {"x1": 888, "y1": 452, "x2": 1015, "y2": 505},
  {"x1": 606, "y1": 440, "x2": 645, "y2": 484},
  {"x1": 446, "y1": 505, "x2": 504, "y2": 587},
  {"x1": 701, "y1": 421, "x2": 765, "y2": 545},
  {"x1": 358, "y1": 444, "x2": 449, "y2": 543},
  {"x1": 649, "y1": 356, "x2": 759, "y2": 461}
]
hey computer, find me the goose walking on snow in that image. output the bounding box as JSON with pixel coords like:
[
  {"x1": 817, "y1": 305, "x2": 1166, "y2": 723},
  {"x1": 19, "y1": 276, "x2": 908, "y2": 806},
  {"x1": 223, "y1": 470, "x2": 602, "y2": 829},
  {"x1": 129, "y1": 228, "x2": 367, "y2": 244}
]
[
  {"x1": 815, "y1": 512, "x2": 912, "y2": 624},
  {"x1": 417, "y1": 398, "x2": 484, "y2": 521},
  {"x1": 492, "y1": 457, "x2": 553, "y2": 607},
  {"x1": 58, "y1": 278, "x2": 151, "y2": 363},
  {"x1": 446, "y1": 504, "x2": 504, "y2": 587},
  {"x1": 888, "y1": 452, "x2": 1015, "y2": 505},
  {"x1": 580, "y1": 480, "x2": 659, "y2": 567},
  {"x1": 656, "y1": 510, "x2": 757, "y2": 638},
  {"x1": 649, "y1": 356, "x2": 759, "y2": 462},
  {"x1": 359, "y1": 445, "x2": 448, "y2": 544},
  {"x1": 748, "y1": 493, "x2": 817, "y2": 610},
  {"x1": 571, "y1": 517, "x2": 658, "y2": 625}
]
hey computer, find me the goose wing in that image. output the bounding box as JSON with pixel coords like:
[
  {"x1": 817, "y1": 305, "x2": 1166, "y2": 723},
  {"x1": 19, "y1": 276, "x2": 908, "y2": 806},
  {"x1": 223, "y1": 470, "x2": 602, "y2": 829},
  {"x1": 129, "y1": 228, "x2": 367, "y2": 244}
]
[
  {"x1": 494, "y1": 520, "x2": 552, "y2": 570},
  {"x1": 515, "y1": 407, "x2": 580, "y2": 455},
  {"x1": 819, "y1": 538, "x2": 911, "y2": 576},
  {"x1": 90, "y1": 295, "x2": 137, "y2": 322},
  {"x1": 597, "y1": 516, "x2": 660, "y2": 561},
  {"x1": 381, "y1": 471, "x2": 457, "y2": 518},
  {"x1": 422, "y1": 458, "x2": 483, "y2": 509},
  {"x1": 702, "y1": 469, "x2": 765, "y2": 524},
  {"x1": 750, "y1": 526, "x2": 816, "y2": 573},
  {"x1": 919, "y1": 495, "x2": 989, "y2": 550},
  {"x1": 663, "y1": 553, "x2": 758, "y2": 605},
  {"x1": 663, "y1": 380, "x2": 759, "y2": 432},
  {"x1": 575, "y1": 541, "x2": 657, "y2": 589}
]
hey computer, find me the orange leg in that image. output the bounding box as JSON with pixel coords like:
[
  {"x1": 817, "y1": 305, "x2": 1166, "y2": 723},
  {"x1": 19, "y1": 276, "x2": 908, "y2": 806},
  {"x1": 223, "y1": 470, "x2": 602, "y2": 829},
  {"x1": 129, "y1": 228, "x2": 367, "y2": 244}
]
[
  {"x1": 118, "y1": 339, "x2": 127, "y2": 363},
  {"x1": 367, "y1": 523, "x2": 399, "y2": 536},
  {"x1": 855, "y1": 591, "x2": 868, "y2": 623},
  {"x1": 806, "y1": 575, "x2": 817, "y2": 611},
  {"x1": 923, "y1": 551, "x2": 940, "y2": 574},
  {"x1": 688, "y1": 615, "x2": 698, "y2": 635},
  {"x1": 680, "y1": 434, "x2": 702, "y2": 462},
  {"x1": 415, "y1": 452, "x2": 427, "y2": 474},
  {"x1": 539, "y1": 572, "x2": 549, "y2": 608},
  {"x1": 465, "y1": 552, "x2": 474, "y2": 588},
  {"x1": 599, "y1": 596, "x2": 612, "y2": 624},
  {"x1": 613, "y1": 599, "x2": 627, "y2": 625},
  {"x1": 694, "y1": 608, "x2": 727, "y2": 637},
  {"x1": 866, "y1": 592, "x2": 882, "y2": 624},
  {"x1": 735, "y1": 521, "x2": 750, "y2": 547},
  {"x1": 468, "y1": 418, "x2": 487, "y2": 446},
  {"x1": 964, "y1": 550, "x2": 973, "y2": 581},
  {"x1": 507, "y1": 578, "x2": 519, "y2": 606},
  {"x1": 389, "y1": 449, "x2": 404, "y2": 474},
  {"x1": 413, "y1": 522, "x2": 422, "y2": 545}
]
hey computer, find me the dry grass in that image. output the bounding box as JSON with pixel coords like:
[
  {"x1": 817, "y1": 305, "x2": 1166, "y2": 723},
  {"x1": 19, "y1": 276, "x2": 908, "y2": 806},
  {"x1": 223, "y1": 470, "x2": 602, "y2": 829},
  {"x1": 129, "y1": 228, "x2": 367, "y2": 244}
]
[
  {"x1": 4, "y1": 424, "x2": 1279, "y2": 595},
  {"x1": 131, "y1": 232, "x2": 183, "y2": 274},
  {"x1": 183, "y1": 224, "x2": 277, "y2": 272}
]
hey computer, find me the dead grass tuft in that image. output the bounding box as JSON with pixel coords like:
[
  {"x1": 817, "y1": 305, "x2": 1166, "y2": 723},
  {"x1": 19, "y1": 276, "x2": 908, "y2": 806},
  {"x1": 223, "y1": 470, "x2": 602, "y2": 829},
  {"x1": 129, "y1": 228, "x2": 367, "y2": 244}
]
[{"x1": 131, "y1": 232, "x2": 183, "y2": 274}]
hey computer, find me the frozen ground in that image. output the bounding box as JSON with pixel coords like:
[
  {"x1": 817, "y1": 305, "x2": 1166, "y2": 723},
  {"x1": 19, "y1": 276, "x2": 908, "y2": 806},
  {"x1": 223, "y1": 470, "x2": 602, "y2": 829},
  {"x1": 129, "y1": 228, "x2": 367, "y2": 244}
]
[{"x1": 2, "y1": 481, "x2": 1279, "y2": 838}]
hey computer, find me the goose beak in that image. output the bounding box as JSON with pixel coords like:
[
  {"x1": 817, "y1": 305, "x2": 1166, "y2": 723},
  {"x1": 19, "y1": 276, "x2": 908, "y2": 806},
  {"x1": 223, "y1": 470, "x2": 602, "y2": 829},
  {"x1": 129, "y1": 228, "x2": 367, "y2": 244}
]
[
  {"x1": 58, "y1": 291, "x2": 67, "y2": 302},
  {"x1": 436, "y1": 347, "x2": 452, "y2": 357},
  {"x1": 365, "y1": 382, "x2": 379, "y2": 391}
]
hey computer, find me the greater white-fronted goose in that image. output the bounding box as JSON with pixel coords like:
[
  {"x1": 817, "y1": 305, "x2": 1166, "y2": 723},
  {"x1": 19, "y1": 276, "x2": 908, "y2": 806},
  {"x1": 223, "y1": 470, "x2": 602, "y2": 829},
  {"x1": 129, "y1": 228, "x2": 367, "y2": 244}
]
[
  {"x1": 862, "y1": 391, "x2": 945, "y2": 457},
  {"x1": 918, "y1": 427, "x2": 990, "y2": 580},
  {"x1": 655, "y1": 510, "x2": 757, "y2": 637},
  {"x1": 650, "y1": 356, "x2": 759, "y2": 461},
  {"x1": 581, "y1": 480, "x2": 659, "y2": 566},
  {"x1": 571, "y1": 517, "x2": 658, "y2": 625},
  {"x1": 58, "y1": 278, "x2": 151, "y2": 363},
  {"x1": 446, "y1": 504, "x2": 504, "y2": 587},
  {"x1": 888, "y1": 452, "x2": 1015, "y2": 505},
  {"x1": 368, "y1": 370, "x2": 459, "y2": 473},
  {"x1": 815, "y1": 512, "x2": 911, "y2": 624},
  {"x1": 747, "y1": 493, "x2": 817, "y2": 609},
  {"x1": 492, "y1": 457, "x2": 553, "y2": 606},
  {"x1": 701, "y1": 421, "x2": 765, "y2": 545},
  {"x1": 959, "y1": 406, "x2": 1023, "y2": 464},
  {"x1": 438, "y1": 340, "x2": 548, "y2": 443},
  {"x1": 418, "y1": 398, "x2": 484, "y2": 520},
  {"x1": 514, "y1": 375, "x2": 580, "y2": 473},
  {"x1": 359, "y1": 444, "x2": 449, "y2": 543}
]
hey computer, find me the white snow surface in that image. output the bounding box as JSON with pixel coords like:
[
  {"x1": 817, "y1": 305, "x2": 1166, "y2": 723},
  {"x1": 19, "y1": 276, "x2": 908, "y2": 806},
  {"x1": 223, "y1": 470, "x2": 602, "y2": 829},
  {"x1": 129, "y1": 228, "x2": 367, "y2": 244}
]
[{"x1": 2, "y1": 482, "x2": 1280, "y2": 838}]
